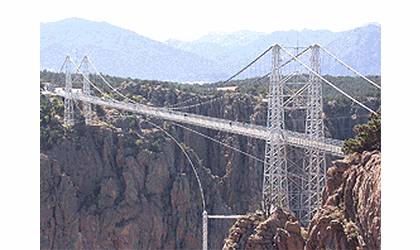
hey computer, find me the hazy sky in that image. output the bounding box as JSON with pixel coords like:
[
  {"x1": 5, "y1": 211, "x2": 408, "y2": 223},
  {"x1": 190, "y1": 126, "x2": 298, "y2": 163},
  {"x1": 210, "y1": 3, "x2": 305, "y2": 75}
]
[{"x1": 39, "y1": 0, "x2": 384, "y2": 42}]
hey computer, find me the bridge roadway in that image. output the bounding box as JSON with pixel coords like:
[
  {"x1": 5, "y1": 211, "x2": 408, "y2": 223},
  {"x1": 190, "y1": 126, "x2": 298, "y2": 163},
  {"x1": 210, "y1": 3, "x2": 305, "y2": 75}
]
[{"x1": 57, "y1": 92, "x2": 345, "y2": 157}]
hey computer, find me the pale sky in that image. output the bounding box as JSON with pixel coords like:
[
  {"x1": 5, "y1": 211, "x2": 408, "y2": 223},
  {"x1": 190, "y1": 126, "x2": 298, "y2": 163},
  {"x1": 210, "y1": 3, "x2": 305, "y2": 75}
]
[{"x1": 39, "y1": 0, "x2": 385, "y2": 42}]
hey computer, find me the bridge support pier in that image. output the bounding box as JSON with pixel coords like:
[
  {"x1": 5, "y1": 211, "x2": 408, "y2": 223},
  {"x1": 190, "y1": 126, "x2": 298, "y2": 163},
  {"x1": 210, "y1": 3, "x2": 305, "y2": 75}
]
[
  {"x1": 63, "y1": 55, "x2": 74, "y2": 126},
  {"x1": 262, "y1": 44, "x2": 289, "y2": 212},
  {"x1": 301, "y1": 44, "x2": 326, "y2": 223},
  {"x1": 262, "y1": 44, "x2": 327, "y2": 226}
]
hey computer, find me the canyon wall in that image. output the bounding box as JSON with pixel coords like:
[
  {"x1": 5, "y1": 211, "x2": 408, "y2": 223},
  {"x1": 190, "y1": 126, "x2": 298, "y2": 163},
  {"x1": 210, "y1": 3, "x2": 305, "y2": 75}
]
[
  {"x1": 222, "y1": 150, "x2": 381, "y2": 249},
  {"x1": 40, "y1": 81, "x2": 380, "y2": 249}
]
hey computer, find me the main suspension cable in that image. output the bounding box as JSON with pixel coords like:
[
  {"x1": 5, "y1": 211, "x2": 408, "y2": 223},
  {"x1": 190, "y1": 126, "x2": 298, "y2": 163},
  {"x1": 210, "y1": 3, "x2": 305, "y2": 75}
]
[
  {"x1": 222, "y1": 45, "x2": 274, "y2": 84},
  {"x1": 85, "y1": 55, "x2": 138, "y2": 104},
  {"x1": 65, "y1": 55, "x2": 111, "y2": 99},
  {"x1": 277, "y1": 44, "x2": 378, "y2": 115},
  {"x1": 317, "y1": 43, "x2": 381, "y2": 90}
]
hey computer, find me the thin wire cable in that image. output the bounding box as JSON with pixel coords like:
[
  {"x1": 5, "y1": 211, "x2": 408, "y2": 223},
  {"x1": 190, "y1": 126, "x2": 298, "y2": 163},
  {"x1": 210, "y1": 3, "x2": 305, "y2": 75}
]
[
  {"x1": 166, "y1": 47, "x2": 274, "y2": 109},
  {"x1": 167, "y1": 95, "x2": 202, "y2": 109},
  {"x1": 171, "y1": 45, "x2": 312, "y2": 111},
  {"x1": 66, "y1": 55, "x2": 112, "y2": 99},
  {"x1": 169, "y1": 95, "x2": 227, "y2": 111},
  {"x1": 278, "y1": 44, "x2": 378, "y2": 115},
  {"x1": 223, "y1": 45, "x2": 274, "y2": 84},
  {"x1": 171, "y1": 121, "x2": 265, "y2": 164},
  {"x1": 142, "y1": 117, "x2": 206, "y2": 211},
  {"x1": 60, "y1": 55, "x2": 70, "y2": 73},
  {"x1": 89, "y1": 111, "x2": 312, "y2": 183},
  {"x1": 171, "y1": 122, "x2": 310, "y2": 181},
  {"x1": 85, "y1": 55, "x2": 137, "y2": 104},
  {"x1": 317, "y1": 43, "x2": 381, "y2": 90}
]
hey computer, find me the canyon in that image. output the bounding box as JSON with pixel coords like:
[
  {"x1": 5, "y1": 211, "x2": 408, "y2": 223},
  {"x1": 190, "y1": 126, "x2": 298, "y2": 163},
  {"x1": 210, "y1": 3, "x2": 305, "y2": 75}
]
[{"x1": 40, "y1": 78, "x2": 380, "y2": 249}]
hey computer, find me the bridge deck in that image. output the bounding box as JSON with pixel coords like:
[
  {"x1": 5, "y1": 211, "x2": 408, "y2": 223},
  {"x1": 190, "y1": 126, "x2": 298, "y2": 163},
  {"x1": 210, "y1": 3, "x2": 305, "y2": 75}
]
[{"x1": 56, "y1": 92, "x2": 345, "y2": 157}]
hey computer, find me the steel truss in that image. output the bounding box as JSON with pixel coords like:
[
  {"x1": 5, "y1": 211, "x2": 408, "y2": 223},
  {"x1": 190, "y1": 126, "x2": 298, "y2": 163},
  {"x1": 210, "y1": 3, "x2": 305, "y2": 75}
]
[
  {"x1": 263, "y1": 44, "x2": 327, "y2": 226},
  {"x1": 81, "y1": 55, "x2": 92, "y2": 125},
  {"x1": 262, "y1": 45, "x2": 289, "y2": 212},
  {"x1": 63, "y1": 54, "x2": 93, "y2": 126},
  {"x1": 63, "y1": 56, "x2": 74, "y2": 126}
]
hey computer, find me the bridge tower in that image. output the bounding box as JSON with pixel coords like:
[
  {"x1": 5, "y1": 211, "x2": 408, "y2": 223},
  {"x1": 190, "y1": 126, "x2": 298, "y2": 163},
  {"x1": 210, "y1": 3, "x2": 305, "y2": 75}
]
[
  {"x1": 263, "y1": 43, "x2": 326, "y2": 226},
  {"x1": 262, "y1": 44, "x2": 289, "y2": 211},
  {"x1": 81, "y1": 55, "x2": 92, "y2": 125},
  {"x1": 63, "y1": 55, "x2": 74, "y2": 126},
  {"x1": 302, "y1": 44, "x2": 326, "y2": 223}
]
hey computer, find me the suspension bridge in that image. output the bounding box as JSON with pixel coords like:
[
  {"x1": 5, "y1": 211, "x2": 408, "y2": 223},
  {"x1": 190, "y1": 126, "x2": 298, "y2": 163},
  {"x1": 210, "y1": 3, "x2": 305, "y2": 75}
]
[
  {"x1": 57, "y1": 91, "x2": 345, "y2": 156},
  {"x1": 44, "y1": 42, "x2": 380, "y2": 249}
]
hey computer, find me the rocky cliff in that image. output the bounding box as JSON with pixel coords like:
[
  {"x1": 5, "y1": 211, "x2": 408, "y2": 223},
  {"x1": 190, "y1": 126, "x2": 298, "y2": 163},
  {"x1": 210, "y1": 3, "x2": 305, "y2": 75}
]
[
  {"x1": 40, "y1": 122, "x2": 235, "y2": 249},
  {"x1": 41, "y1": 83, "x2": 270, "y2": 249},
  {"x1": 40, "y1": 78, "x2": 380, "y2": 249},
  {"x1": 305, "y1": 150, "x2": 381, "y2": 250},
  {"x1": 222, "y1": 150, "x2": 381, "y2": 250},
  {"x1": 222, "y1": 208, "x2": 305, "y2": 249}
]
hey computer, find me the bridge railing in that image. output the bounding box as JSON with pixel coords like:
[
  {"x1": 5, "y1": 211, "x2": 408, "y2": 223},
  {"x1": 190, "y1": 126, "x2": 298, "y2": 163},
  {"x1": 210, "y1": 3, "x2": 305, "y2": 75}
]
[
  {"x1": 285, "y1": 130, "x2": 344, "y2": 155},
  {"x1": 66, "y1": 92, "x2": 345, "y2": 156},
  {"x1": 80, "y1": 93, "x2": 269, "y2": 140}
]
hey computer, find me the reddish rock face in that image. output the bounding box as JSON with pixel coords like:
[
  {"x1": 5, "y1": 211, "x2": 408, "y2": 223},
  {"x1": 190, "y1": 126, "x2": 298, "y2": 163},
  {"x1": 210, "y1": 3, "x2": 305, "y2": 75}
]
[
  {"x1": 306, "y1": 150, "x2": 381, "y2": 250},
  {"x1": 222, "y1": 150, "x2": 381, "y2": 250},
  {"x1": 41, "y1": 85, "x2": 380, "y2": 249},
  {"x1": 40, "y1": 90, "x2": 269, "y2": 249},
  {"x1": 222, "y1": 208, "x2": 305, "y2": 250},
  {"x1": 40, "y1": 125, "x2": 226, "y2": 249}
]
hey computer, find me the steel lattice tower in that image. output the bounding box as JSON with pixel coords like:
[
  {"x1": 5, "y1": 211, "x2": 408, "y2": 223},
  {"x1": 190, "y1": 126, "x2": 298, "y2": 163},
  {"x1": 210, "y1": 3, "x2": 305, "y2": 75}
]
[
  {"x1": 64, "y1": 55, "x2": 74, "y2": 126},
  {"x1": 263, "y1": 44, "x2": 326, "y2": 226},
  {"x1": 301, "y1": 45, "x2": 326, "y2": 224},
  {"x1": 81, "y1": 55, "x2": 92, "y2": 125},
  {"x1": 262, "y1": 44, "x2": 289, "y2": 211}
]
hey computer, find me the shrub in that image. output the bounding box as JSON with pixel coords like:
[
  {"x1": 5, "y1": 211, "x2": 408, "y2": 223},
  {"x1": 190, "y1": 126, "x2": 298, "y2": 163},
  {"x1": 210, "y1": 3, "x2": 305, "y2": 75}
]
[
  {"x1": 150, "y1": 140, "x2": 161, "y2": 152},
  {"x1": 40, "y1": 95, "x2": 65, "y2": 150},
  {"x1": 342, "y1": 111, "x2": 380, "y2": 154},
  {"x1": 135, "y1": 139, "x2": 143, "y2": 146}
]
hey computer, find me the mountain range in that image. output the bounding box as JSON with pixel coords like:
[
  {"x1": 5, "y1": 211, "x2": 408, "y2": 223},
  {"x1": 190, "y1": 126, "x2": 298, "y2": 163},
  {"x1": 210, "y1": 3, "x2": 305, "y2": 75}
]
[{"x1": 40, "y1": 18, "x2": 380, "y2": 82}]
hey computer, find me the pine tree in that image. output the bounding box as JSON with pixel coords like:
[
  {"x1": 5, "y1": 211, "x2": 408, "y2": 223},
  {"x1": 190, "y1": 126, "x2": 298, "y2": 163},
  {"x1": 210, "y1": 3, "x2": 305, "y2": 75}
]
[{"x1": 342, "y1": 111, "x2": 381, "y2": 154}]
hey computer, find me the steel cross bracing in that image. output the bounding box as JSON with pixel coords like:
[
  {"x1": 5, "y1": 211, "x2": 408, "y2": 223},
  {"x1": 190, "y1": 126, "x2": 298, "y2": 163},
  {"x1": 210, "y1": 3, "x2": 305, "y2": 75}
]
[
  {"x1": 63, "y1": 55, "x2": 74, "y2": 126},
  {"x1": 301, "y1": 44, "x2": 326, "y2": 225},
  {"x1": 81, "y1": 56, "x2": 93, "y2": 125},
  {"x1": 262, "y1": 44, "x2": 289, "y2": 212},
  {"x1": 262, "y1": 44, "x2": 329, "y2": 226}
]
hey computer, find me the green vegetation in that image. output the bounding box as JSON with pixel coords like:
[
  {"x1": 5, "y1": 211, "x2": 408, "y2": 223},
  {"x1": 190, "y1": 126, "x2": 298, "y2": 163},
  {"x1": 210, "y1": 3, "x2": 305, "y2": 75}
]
[
  {"x1": 40, "y1": 95, "x2": 65, "y2": 150},
  {"x1": 342, "y1": 111, "x2": 381, "y2": 154},
  {"x1": 40, "y1": 70, "x2": 381, "y2": 143},
  {"x1": 344, "y1": 221, "x2": 359, "y2": 242},
  {"x1": 41, "y1": 69, "x2": 179, "y2": 89},
  {"x1": 40, "y1": 70, "x2": 380, "y2": 106}
]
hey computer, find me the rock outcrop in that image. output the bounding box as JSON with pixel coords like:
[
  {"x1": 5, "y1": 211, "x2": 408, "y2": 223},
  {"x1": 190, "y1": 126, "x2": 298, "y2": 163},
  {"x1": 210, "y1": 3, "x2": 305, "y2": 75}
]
[
  {"x1": 40, "y1": 89, "x2": 268, "y2": 249},
  {"x1": 306, "y1": 150, "x2": 381, "y2": 250},
  {"x1": 222, "y1": 150, "x2": 381, "y2": 250},
  {"x1": 40, "y1": 123, "x2": 232, "y2": 249},
  {"x1": 41, "y1": 80, "x2": 380, "y2": 249},
  {"x1": 222, "y1": 208, "x2": 305, "y2": 250}
]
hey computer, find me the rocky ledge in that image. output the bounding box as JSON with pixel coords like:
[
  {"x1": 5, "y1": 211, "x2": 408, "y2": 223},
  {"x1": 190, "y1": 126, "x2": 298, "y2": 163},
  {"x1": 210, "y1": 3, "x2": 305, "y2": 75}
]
[{"x1": 223, "y1": 150, "x2": 381, "y2": 250}]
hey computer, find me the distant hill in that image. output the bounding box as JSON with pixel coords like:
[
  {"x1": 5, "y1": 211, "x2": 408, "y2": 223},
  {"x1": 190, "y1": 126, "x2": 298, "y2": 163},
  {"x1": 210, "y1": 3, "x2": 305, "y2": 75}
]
[
  {"x1": 165, "y1": 30, "x2": 266, "y2": 62},
  {"x1": 40, "y1": 18, "x2": 228, "y2": 82},
  {"x1": 167, "y1": 24, "x2": 381, "y2": 77},
  {"x1": 320, "y1": 24, "x2": 381, "y2": 75},
  {"x1": 40, "y1": 18, "x2": 380, "y2": 82}
]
